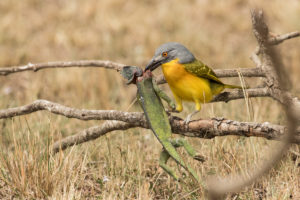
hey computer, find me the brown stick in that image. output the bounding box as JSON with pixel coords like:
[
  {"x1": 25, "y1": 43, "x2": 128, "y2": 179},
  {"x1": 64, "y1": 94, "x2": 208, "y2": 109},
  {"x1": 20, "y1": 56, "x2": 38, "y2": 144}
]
[
  {"x1": 0, "y1": 60, "x2": 125, "y2": 76},
  {"x1": 0, "y1": 87, "x2": 271, "y2": 120},
  {"x1": 52, "y1": 121, "x2": 138, "y2": 154},
  {"x1": 3, "y1": 99, "x2": 298, "y2": 145},
  {"x1": 1, "y1": 99, "x2": 298, "y2": 154},
  {"x1": 268, "y1": 31, "x2": 300, "y2": 45},
  {"x1": 211, "y1": 87, "x2": 269, "y2": 102},
  {"x1": 51, "y1": 116, "x2": 299, "y2": 154},
  {"x1": 1, "y1": 28, "x2": 298, "y2": 77},
  {"x1": 0, "y1": 99, "x2": 144, "y2": 123},
  {"x1": 207, "y1": 9, "x2": 300, "y2": 199}
]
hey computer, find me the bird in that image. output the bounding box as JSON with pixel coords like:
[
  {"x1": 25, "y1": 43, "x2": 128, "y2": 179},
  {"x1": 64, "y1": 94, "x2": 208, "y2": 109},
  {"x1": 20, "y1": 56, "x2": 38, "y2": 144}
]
[{"x1": 145, "y1": 42, "x2": 242, "y2": 123}]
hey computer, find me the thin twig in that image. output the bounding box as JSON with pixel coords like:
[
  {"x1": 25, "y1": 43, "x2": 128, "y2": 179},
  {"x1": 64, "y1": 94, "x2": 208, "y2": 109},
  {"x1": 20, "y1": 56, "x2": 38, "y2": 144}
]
[
  {"x1": 0, "y1": 99, "x2": 144, "y2": 123},
  {"x1": 250, "y1": 47, "x2": 262, "y2": 67},
  {"x1": 0, "y1": 60, "x2": 125, "y2": 76},
  {"x1": 211, "y1": 87, "x2": 269, "y2": 103},
  {"x1": 52, "y1": 121, "x2": 138, "y2": 154},
  {"x1": 268, "y1": 31, "x2": 300, "y2": 45}
]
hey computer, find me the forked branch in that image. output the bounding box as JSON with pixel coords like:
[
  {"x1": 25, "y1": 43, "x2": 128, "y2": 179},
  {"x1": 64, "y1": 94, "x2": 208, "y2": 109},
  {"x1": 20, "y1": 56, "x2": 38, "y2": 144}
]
[
  {"x1": 2, "y1": 99, "x2": 298, "y2": 154},
  {"x1": 52, "y1": 116, "x2": 299, "y2": 154},
  {"x1": 207, "y1": 9, "x2": 300, "y2": 199}
]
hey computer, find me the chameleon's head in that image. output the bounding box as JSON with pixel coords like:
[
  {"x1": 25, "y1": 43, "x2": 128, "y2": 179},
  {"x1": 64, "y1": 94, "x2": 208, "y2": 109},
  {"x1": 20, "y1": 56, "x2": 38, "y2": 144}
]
[{"x1": 145, "y1": 42, "x2": 195, "y2": 71}]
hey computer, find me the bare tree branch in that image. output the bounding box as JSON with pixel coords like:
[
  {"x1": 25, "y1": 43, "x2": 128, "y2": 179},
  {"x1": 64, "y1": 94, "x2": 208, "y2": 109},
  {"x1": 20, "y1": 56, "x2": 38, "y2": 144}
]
[
  {"x1": 0, "y1": 87, "x2": 271, "y2": 121},
  {"x1": 0, "y1": 99, "x2": 298, "y2": 154},
  {"x1": 52, "y1": 121, "x2": 139, "y2": 154},
  {"x1": 214, "y1": 67, "x2": 265, "y2": 78},
  {"x1": 268, "y1": 31, "x2": 300, "y2": 45},
  {"x1": 0, "y1": 99, "x2": 144, "y2": 123},
  {"x1": 52, "y1": 115, "x2": 300, "y2": 154},
  {"x1": 207, "y1": 9, "x2": 300, "y2": 199},
  {"x1": 0, "y1": 60, "x2": 125, "y2": 76},
  {"x1": 211, "y1": 87, "x2": 269, "y2": 102},
  {"x1": 2, "y1": 28, "x2": 299, "y2": 78},
  {"x1": 250, "y1": 47, "x2": 262, "y2": 67}
]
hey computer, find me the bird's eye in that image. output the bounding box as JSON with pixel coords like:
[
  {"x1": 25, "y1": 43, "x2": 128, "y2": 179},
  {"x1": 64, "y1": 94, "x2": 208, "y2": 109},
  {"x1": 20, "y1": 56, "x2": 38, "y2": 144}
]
[{"x1": 162, "y1": 52, "x2": 168, "y2": 57}]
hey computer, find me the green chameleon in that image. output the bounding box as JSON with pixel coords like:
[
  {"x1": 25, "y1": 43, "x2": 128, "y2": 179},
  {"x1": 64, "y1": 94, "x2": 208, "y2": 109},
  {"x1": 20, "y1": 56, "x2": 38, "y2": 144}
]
[{"x1": 121, "y1": 66, "x2": 204, "y2": 182}]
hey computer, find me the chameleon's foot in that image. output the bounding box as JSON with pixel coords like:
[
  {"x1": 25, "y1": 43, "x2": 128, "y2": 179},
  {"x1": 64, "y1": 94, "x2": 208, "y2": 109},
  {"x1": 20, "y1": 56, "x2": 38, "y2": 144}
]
[
  {"x1": 159, "y1": 162, "x2": 181, "y2": 182},
  {"x1": 166, "y1": 109, "x2": 180, "y2": 114},
  {"x1": 193, "y1": 154, "x2": 206, "y2": 163},
  {"x1": 159, "y1": 150, "x2": 181, "y2": 181},
  {"x1": 184, "y1": 110, "x2": 199, "y2": 125}
]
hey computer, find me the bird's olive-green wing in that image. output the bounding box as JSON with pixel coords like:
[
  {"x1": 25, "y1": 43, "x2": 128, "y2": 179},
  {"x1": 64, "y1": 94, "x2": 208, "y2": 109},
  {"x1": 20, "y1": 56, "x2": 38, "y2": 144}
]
[{"x1": 183, "y1": 60, "x2": 224, "y2": 84}]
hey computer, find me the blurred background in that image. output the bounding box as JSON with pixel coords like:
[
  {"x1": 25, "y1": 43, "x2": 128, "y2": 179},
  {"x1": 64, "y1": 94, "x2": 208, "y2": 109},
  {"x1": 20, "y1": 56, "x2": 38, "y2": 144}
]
[{"x1": 0, "y1": 0, "x2": 299, "y2": 199}]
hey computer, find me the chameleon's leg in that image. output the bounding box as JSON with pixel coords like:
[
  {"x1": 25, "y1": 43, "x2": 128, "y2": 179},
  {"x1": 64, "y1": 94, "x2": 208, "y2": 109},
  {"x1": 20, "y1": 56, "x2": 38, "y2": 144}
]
[
  {"x1": 152, "y1": 79, "x2": 176, "y2": 111},
  {"x1": 171, "y1": 138, "x2": 205, "y2": 163},
  {"x1": 161, "y1": 139, "x2": 199, "y2": 182},
  {"x1": 161, "y1": 141, "x2": 200, "y2": 182},
  {"x1": 159, "y1": 149, "x2": 180, "y2": 181},
  {"x1": 184, "y1": 99, "x2": 201, "y2": 124}
]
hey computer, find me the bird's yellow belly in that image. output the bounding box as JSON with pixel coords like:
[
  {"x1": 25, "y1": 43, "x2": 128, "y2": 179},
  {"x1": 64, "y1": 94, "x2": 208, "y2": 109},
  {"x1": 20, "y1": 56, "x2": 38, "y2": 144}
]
[{"x1": 162, "y1": 60, "x2": 213, "y2": 103}]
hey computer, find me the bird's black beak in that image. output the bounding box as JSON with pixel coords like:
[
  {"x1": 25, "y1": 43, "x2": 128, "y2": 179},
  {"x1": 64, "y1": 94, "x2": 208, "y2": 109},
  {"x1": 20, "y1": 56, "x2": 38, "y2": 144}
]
[{"x1": 145, "y1": 55, "x2": 164, "y2": 72}]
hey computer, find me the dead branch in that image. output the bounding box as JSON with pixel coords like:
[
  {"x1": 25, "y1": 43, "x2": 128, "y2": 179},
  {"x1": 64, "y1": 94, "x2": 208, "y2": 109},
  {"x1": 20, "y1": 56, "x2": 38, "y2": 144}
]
[
  {"x1": 51, "y1": 115, "x2": 300, "y2": 154},
  {"x1": 0, "y1": 87, "x2": 270, "y2": 120},
  {"x1": 0, "y1": 60, "x2": 125, "y2": 76},
  {"x1": 0, "y1": 99, "x2": 144, "y2": 123},
  {"x1": 211, "y1": 87, "x2": 269, "y2": 102},
  {"x1": 0, "y1": 99, "x2": 299, "y2": 154},
  {"x1": 52, "y1": 121, "x2": 139, "y2": 154},
  {"x1": 207, "y1": 9, "x2": 300, "y2": 199},
  {"x1": 1, "y1": 28, "x2": 298, "y2": 78},
  {"x1": 268, "y1": 31, "x2": 300, "y2": 45},
  {"x1": 214, "y1": 67, "x2": 265, "y2": 78}
]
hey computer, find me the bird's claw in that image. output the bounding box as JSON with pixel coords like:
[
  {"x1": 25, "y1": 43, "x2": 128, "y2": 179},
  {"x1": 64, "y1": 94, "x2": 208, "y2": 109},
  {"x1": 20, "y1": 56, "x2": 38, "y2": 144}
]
[
  {"x1": 183, "y1": 114, "x2": 193, "y2": 125},
  {"x1": 183, "y1": 110, "x2": 199, "y2": 125}
]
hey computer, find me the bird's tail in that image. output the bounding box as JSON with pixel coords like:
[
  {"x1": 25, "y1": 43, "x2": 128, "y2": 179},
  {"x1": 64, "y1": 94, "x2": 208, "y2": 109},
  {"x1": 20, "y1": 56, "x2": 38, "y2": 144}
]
[{"x1": 224, "y1": 84, "x2": 244, "y2": 89}]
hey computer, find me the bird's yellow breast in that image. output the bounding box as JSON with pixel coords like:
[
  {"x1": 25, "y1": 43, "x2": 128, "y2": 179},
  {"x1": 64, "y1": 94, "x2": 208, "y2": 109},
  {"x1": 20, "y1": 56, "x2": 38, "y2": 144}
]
[{"x1": 162, "y1": 59, "x2": 213, "y2": 103}]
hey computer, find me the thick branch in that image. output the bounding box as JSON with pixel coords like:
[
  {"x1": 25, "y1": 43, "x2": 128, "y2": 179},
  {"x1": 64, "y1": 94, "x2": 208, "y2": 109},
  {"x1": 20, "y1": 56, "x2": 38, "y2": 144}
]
[
  {"x1": 0, "y1": 100, "x2": 298, "y2": 153},
  {"x1": 207, "y1": 9, "x2": 300, "y2": 199},
  {"x1": 51, "y1": 115, "x2": 300, "y2": 154},
  {"x1": 250, "y1": 11, "x2": 300, "y2": 114},
  {"x1": 0, "y1": 89, "x2": 270, "y2": 121},
  {"x1": 0, "y1": 60, "x2": 125, "y2": 75}
]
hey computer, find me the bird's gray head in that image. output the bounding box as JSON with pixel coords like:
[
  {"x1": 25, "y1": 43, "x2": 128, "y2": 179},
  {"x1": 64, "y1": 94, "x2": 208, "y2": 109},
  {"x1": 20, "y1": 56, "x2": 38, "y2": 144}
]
[{"x1": 145, "y1": 42, "x2": 195, "y2": 71}]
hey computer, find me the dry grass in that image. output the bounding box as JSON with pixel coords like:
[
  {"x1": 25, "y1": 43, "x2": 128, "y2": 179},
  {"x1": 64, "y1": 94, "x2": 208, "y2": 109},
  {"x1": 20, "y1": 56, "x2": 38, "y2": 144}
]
[{"x1": 0, "y1": 0, "x2": 299, "y2": 199}]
